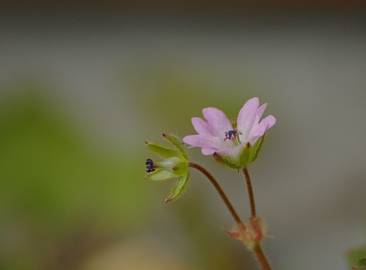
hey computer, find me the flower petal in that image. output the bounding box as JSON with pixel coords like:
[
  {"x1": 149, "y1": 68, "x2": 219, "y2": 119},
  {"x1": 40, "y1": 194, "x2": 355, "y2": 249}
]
[
  {"x1": 201, "y1": 148, "x2": 216, "y2": 155},
  {"x1": 260, "y1": 115, "x2": 276, "y2": 130},
  {"x1": 248, "y1": 125, "x2": 266, "y2": 145},
  {"x1": 183, "y1": 134, "x2": 219, "y2": 149},
  {"x1": 218, "y1": 143, "x2": 244, "y2": 157},
  {"x1": 191, "y1": 117, "x2": 214, "y2": 136},
  {"x1": 254, "y1": 103, "x2": 267, "y2": 124},
  {"x1": 248, "y1": 115, "x2": 276, "y2": 145},
  {"x1": 202, "y1": 107, "x2": 233, "y2": 138},
  {"x1": 237, "y1": 97, "x2": 260, "y2": 141}
]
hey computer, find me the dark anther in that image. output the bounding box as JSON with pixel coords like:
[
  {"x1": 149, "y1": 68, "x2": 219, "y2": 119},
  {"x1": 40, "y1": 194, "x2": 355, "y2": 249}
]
[
  {"x1": 145, "y1": 158, "x2": 156, "y2": 173},
  {"x1": 224, "y1": 130, "x2": 238, "y2": 141}
]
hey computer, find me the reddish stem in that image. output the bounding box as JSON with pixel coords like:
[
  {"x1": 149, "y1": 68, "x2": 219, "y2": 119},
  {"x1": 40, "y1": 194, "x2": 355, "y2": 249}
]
[
  {"x1": 243, "y1": 167, "x2": 273, "y2": 270},
  {"x1": 243, "y1": 167, "x2": 257, "y2": 218},
  {"x1": 189, "y1": 162, "x2": 244, "y2": 226}
]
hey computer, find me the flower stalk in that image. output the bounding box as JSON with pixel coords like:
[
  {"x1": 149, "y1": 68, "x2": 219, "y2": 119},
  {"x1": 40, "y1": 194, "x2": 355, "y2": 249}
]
[
  {"x1": 190, "y1": 161, "x2": 272, "y2": 270},
  {"x1": 242, "y1": 167, "x2": 273, "y2": 270},
  {"x1": 188, "y1": 161, "x2": 244, "y2": 226},
  {"x1": 243, "y1": 167, "x2": 257, "y2": 218}
]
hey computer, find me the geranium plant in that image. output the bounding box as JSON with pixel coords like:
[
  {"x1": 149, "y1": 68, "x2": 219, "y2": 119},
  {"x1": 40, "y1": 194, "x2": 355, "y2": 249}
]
[{"x1": 145, "y1": 97, "x2": 276, "y2": 270}]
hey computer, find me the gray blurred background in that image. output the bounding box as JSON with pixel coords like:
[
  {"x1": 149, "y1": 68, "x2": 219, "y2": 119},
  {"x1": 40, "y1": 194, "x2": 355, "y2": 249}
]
[{"x1": 0, "y1": 8, "x2": 366, "y2": 270}]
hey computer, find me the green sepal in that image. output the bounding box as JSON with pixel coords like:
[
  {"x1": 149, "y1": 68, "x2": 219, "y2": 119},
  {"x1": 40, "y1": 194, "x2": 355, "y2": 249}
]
[
  {"x1": 213, "y1": 137, "x2": 266, "y2": 169},
  {"x1": 145, "y1": 141, "x2": 179, "y2": 158},
  {"x1": 157, "y1": 157, "x2": 188, "y2": 176},
  {"x1": 147, "y1": 169, "x2": 175, "y2": 181},
  {"x1": 162, "y1": 133, "x2": 188, "y2": 159},
  {"x1": 213, "y1": 153, "x2": 242, "y2": 169},
  {"x1": 248, "y1": 136, "x2": 265, "y2": 162},
  {"x1": 213, "y1": 145, "x2": 250, "y2": 169},
  {"x1": 157, "y1": 157, "x2": 180, "y2": 169},
  {"x1": 239, "y1": 144, "x2": 251, "y2": 166},
  {"x1": 171, "y1": 161, "x2": 188, "y2": 176},
  {"x1": 164, "y1": 173, "x2": 190, "y2": 203}
]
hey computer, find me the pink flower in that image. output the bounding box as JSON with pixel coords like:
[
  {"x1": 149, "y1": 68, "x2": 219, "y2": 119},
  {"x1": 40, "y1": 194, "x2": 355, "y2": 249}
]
[{"x1": 183, "y1": 97, "x2": 276, "y2": 166}]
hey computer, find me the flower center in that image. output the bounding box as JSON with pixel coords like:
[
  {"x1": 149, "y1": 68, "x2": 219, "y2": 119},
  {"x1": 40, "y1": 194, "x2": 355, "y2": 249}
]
[
  {"x1": 224, "y1": 129, "x2": 241, "y2": 144},
  {"x1": 145, "y1": 158, "x2": 156, "y2": 173}
]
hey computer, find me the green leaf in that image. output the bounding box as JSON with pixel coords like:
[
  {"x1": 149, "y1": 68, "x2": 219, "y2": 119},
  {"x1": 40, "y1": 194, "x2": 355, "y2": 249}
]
[
  {"x1": 145, "y1": 141, "x2": 179, "y2": 158},
  {"x1": 164, "y1": 173, "x2": 190, "y2": 203},
  {"x1": 360, "y1": 258, "x2": 366, "y2": 268},
  {"x1": 348, "y1": 248, "x2": 366, "y2": 269},
  {"x1": 162, "y1": 133, "x2": 188, "y2": 159},
  {"x1": 148, "y1": 169, "x2": 176, "y2": 181},
  {"x1": 248, "y1": 136, "x2": 265, "y2": 163}
]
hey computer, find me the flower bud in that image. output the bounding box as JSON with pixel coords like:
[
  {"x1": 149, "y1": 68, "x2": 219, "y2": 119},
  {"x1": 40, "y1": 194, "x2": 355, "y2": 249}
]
[{"x1": 145, "y1": 133, "x2": 190, "y2": 203}]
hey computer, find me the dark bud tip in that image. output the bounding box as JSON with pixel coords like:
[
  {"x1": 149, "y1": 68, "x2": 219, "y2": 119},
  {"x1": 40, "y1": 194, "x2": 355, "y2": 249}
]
[{"x1": 145, "y1": 158, "x2": 155, "y2": 173}]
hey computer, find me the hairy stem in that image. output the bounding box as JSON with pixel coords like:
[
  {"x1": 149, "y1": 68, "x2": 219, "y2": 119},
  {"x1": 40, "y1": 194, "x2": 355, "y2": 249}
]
[
  {"x1": 188, "y1": 161, "x2": 243, "y2": 226},
  {"x1": 253, "y1": 244, "x2": 273, "y2": 270},
  {"x1": 243, "y1": 167, "x2": 273, "y2": 270}
]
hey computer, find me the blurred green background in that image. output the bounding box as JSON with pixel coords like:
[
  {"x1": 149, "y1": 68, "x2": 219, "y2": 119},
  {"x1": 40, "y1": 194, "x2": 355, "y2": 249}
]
[{"x1": 0, "y1": 11, "x2": 366, "y2": 270}]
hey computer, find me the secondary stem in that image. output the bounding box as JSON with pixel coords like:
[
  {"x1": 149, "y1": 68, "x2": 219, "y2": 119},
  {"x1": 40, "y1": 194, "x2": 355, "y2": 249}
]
[
  {"x1": 188, "y1": 161, "x2": 243, "y2": 226},
  {"x1": 242, "y1": 167, "x2": 273, "y2": 270},
  {"x1": 243, "y1": 167, "x2": 257, "y2": 218}
]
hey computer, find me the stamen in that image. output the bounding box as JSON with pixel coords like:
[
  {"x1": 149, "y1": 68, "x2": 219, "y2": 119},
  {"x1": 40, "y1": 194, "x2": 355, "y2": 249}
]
[
  {"x1": 225, "y1": 130, "x2": 238, "y2": 141},
  {"x1": 224, "y1": 129, "x2": 242, "y2": 144}
]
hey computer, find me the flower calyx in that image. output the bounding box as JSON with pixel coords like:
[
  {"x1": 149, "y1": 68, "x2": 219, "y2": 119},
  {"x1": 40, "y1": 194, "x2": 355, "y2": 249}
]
[{"x1": 145, "y1": 133, "x2": 190, "y2": 203}]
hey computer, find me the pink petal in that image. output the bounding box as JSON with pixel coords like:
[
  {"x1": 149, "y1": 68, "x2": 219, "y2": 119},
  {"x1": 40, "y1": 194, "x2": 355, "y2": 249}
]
[
  {"x1": 260, "y1": 115, "x2": 276, "y2": 130},
  {"x1": 254, "y1": 103, "x2": 267, "y2": 124},
  {"x1": 248, "y1": 125, "x2": 266, "y2": 145},
  {"x1": 183, "y1": 134, "x2": 219, "y2": 149},
  {"x1": 237, "y1": 97, "x2": 260, "y2": 140},
  {"x1": 201, "y1": 148, "x2": 216, "y2": 155},
  {"x1": 217, "y1": 143, "x2": 243, "y2": 157},
  {"x1": 248, "y1": 115, "x2": 276, "y2": 145},
  {"x1": 202, "y1": 107, "x2": 233, "y2": 137},
  {"x1": 191, "y1": 117, "x2": 214, "y2": 136}
]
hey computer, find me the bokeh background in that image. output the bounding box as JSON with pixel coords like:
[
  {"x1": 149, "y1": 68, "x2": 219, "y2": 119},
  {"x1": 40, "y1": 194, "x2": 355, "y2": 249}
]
[{"x1": 1, "y1": 4, "x2": 366, "y2": 270}]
